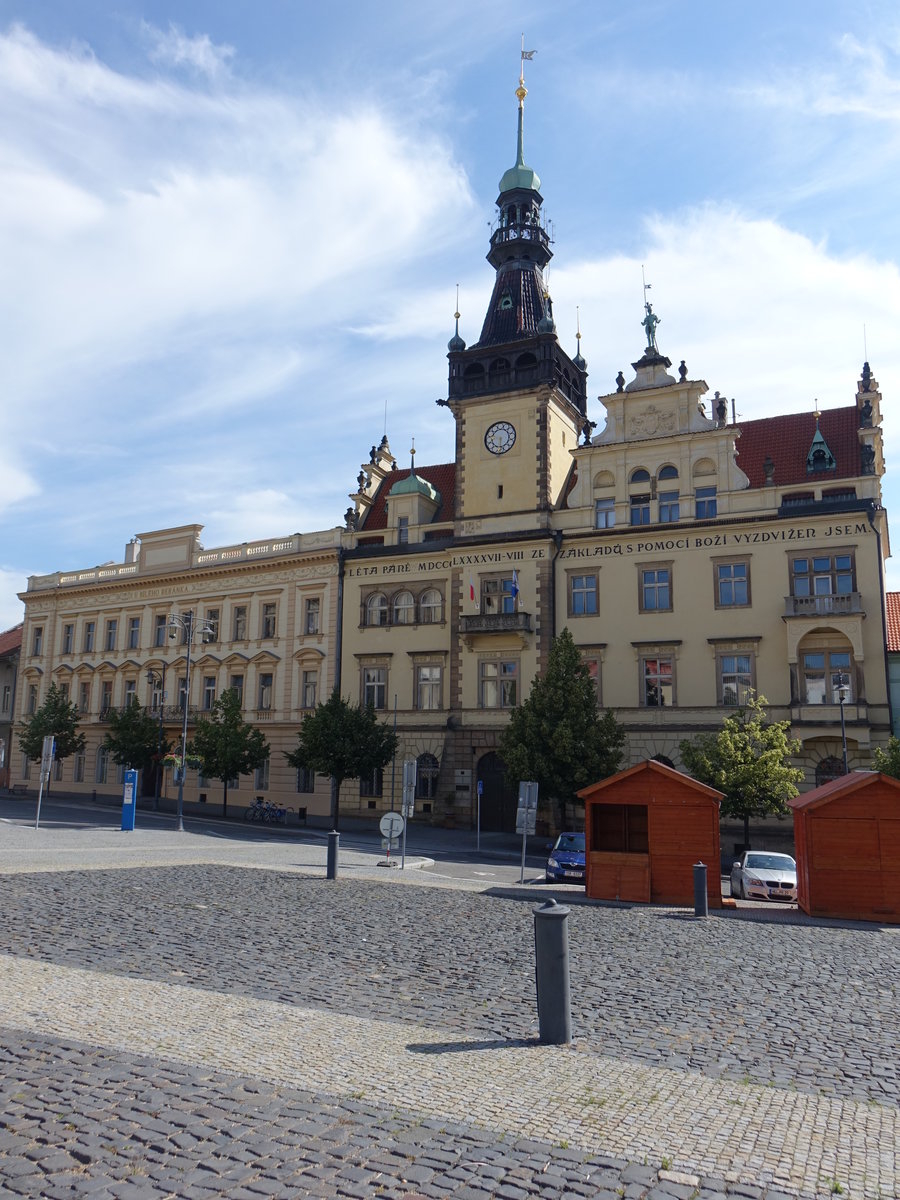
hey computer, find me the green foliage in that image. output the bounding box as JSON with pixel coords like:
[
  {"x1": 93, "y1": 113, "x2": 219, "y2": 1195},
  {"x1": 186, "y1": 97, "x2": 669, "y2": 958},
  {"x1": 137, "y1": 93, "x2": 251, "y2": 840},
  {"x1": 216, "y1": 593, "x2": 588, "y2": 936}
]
[
  {"x1": 872, "y1": 736, "x2": 900, "y2": 779},
  {"x1": 18, "y1": 683, "x2": 86, "y2": 763},
  {"x1": 189, "y1": 689, "x2": 269, "y2": 816},
  {"x1": 498, "y1": 628, "x2": 626, "y2": 827},
  {"x1": 679, "y1": 693, "x2": 803, "y2": 845},
  {"x1": 286, "y1": 690, "x2": 398, "y2": 828},
  {"x1": 103, "y1": 703, "x2": 169, "y2": 774}
]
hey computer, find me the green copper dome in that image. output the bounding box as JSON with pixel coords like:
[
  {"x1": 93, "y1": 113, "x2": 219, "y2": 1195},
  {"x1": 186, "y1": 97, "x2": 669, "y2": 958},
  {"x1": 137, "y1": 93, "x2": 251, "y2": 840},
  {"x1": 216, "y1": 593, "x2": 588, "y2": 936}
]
[{"x1": 389, "y1": 469, "x2": 440, "y2": 503}]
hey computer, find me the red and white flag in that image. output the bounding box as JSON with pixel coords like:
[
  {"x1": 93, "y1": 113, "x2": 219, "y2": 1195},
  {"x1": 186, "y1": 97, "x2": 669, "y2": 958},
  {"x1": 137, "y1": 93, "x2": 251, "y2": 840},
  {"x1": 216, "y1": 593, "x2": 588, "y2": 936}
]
[{"x1": 469, "y1": 579, "x2": 478, "y2": 609}]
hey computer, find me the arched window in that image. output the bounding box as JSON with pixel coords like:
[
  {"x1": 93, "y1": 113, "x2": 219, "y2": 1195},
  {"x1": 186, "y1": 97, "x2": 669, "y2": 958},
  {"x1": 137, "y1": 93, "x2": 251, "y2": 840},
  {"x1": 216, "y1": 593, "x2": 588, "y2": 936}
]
[
  {"x1": 393, "y1": 591, "x2": 415, "y2": 625},
  {"x1": 365, "y1": 593, "x2": 388, "y2": 627},
  {"x1": 630, "y1": 468, "x2": 650, "y2": 484},
  {"x1": 657, "y1": 465, "x2": 680, "y2": 522},
  {"x1": 416, "y1": 752, "x2": 440, "y2": 799},
  {"x1": 630, "y1": 468, "x2": 651, "y2": 525},
  {"x1": 419, "y1": 589, "x2": 442, "y2": 624},
  {"x1": 815, "y1": 756, "x2": 844, "y2": 787},
  {"x1": 658, "y1": 465, "x2": 679, "y2": 480}
]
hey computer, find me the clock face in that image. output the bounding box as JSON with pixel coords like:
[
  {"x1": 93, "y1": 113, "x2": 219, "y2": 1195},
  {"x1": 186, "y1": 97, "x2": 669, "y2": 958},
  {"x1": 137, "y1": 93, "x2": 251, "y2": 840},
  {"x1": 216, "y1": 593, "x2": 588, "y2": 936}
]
[{"x1": 484, "y1": 420, "x2": 516, "y2": 455}]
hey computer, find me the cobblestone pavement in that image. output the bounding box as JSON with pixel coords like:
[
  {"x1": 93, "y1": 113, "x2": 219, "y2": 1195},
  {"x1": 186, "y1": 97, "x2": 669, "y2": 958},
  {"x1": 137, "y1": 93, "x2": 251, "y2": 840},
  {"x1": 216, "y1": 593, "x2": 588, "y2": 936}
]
[{"x1": 0, "y1": 836, "x2": 897, "y2": 1198}]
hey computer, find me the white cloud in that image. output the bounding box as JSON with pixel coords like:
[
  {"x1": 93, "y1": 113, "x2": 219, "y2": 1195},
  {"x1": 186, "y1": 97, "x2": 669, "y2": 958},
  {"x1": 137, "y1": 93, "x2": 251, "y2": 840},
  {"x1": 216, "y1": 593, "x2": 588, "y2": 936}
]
[
  {"x1": 142, "y1": 22, "x2": 235, "y2": 80},
  {"x1": 0, "y1": 465, "x2": 40, "y2": 514}
]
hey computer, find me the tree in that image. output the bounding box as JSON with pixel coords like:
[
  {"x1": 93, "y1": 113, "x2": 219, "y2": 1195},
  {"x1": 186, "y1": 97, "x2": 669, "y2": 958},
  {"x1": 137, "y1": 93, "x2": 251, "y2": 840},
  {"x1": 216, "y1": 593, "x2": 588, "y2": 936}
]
[
  {"x1": 679, "y1": 692, "x2": 803, "y2": 848},
  {"x1": 286, "y1": 690, "x2": 398, "y2": 830},
  {"x1": 188, "y1": 689, "x2": 269, "y2": 818},
  {"x1": 872, "y1": 736, "x2": 900, "y2": 779},
  {"x1": 18, "y1": 683, "x2": 86, "y2": 790},
  {"x1": 498, "y1": 628, "x2": 626, "y2": 829},
  {"x1": 103, "y1": 703, "x2": 170, "y2": 793}
]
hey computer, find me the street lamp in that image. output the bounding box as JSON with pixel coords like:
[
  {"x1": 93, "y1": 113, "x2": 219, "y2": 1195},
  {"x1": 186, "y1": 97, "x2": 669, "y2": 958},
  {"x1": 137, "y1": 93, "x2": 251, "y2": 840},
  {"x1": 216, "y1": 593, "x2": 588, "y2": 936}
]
[
  {"x1": 837, "y1": 673, "x2": 850, "y2": 775},
  {"x1": 167, "y1": 610, "x2": 217, "y2": 831},
  {"x1": 146, "y1": 665, "x2": 167, "y2": 812}
]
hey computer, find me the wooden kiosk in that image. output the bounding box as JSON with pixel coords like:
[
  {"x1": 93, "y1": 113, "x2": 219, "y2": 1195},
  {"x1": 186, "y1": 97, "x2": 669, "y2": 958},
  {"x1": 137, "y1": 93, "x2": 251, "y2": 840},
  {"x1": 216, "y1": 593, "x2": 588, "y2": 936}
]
[
  {"x1": 790, "y1": 770, "x2": 900, "y2": 923},
  {"x1": 578, "y1": 760, "x2": 723, "y2": 907}
]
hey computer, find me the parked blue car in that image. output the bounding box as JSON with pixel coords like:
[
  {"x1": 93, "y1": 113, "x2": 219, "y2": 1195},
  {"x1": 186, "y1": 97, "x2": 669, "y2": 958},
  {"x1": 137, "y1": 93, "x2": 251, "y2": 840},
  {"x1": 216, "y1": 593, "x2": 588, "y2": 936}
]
[{"x1": 545, "y1": 832, "x2": 586, "y2": 883}]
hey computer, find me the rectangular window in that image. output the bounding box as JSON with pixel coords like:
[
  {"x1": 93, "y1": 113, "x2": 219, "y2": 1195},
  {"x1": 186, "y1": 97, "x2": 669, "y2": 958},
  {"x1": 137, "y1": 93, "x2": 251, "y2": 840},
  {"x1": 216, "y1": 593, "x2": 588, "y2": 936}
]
[
  {"x1": 1, "y1": 684, "x2": 9, "y2": 714},
  {"x1": 230, "y1": 674, "x2": 244, "y2": 706},
  {"x1": 127, "y1": 617, "x2": 140, "y2": 649},
  {"x1": 79, "y1": 681, "x2": 90, "y2": 713},
  {"x1": 124, "y1": 680, "x2": 137, "y2": 708},
  {"x1": 84, "y1": 621, "x2": 95, "y2": 652},
  {"x1": 591, "y1": 803, "x2": 649, "y2": 854},
  {"x1": 630, "y1": 494, "x2": 651, "y2": 525},
  {"x1": 203, "y1": 675, "x2": 216, "y2": 710},
  {"x1": 100, "y1": 680, "x2": 113, "y2": 712},
  {"x1": 301, "y1": 669, "x2": 318, "y2": 709},
  {"x1": 802, "y1": 650, "x2": 852, "y2": 704},
  {"x1": 479, "y1": 660, "x2": 518, "y2": 708},
  {"x1": 296, "y1": 767, "x2": 315, "y2": 793},
  {"x1": 658, "y1": 491, "x2": 680, "y2": 523},
  {"x1": 640, "y1": 567, "x2": 672, "y2": 612},
  {"x1": 304, "y1": 597, "x2": 320, "y2": 635},
  {"x1": 791, "y1": 554, "x2": 855, "y2": 598},
  {"x1": 63, "y1": 623, "x2": 74, "y2": 654},
  {"x1": 360, "y1": 767, "x2": 383, "y2": 797},
  {"x1": 398, "y1": 516, "x2": 409, "y2": 544},
  {"x1": 154, "y1": 615, "x2": 167, "y2": 647},
  {"x1": 96, "y1": 748, "x2": 109, "y2": 784},
  {"x1": 362, "y1": 666, "x2": 386, "y2": 709},
  {"x1": 27, "y1": 684, "x2": 37, "y2": 714},
  {"x1": 719, "y1": 654, "x2": 753, "y2": 706},
  {"x1": 32, "y1": 626, "x2": 43, "y2": 656},
  {"x1": 716, "y1": 561, "x2": 750, "y2": 607},
  {"x1": 255, "y1": 758, "x2": 270, "y2": 790},
  {"x1": 595, "y1": 498, "x2": 615, "y2": 529},
  {"x1": 642, "y1": 656, "x2": 674, "y2": 707},
  {"x1": 205, "y1": 609, "x2": 219, "y2": 641},
  {"x1": 261, "y1": 603, "x2": 277, "y2": 639},
  {"x1": 416, "y1": 665, "x2": 442, "y2": 710},
  {"x1": 73, "y1": 753, "x2": 85, "y2": 783},
  {"x1": 258, "y1": 672, "x2": 273, "y2": 710},
  {"x1": 695, "y1": 486, "x2": 717, "y2": 519},
  {"x1": 105, "y1": 619, "x2": 117, "y2": 651},
  {"x1": 58, "y1": 682, "x2": 69, "y2": 703},
  {"x1": 481, "y1": 577, "x2": 517, "y2": 614},
  {"x1": 569, "y1": 574, "x2": 598, "y2": 616},
  {"x1": 178, "y1": 676, "x2": 187, "y2": 712},
  {"x1": 22, "y1": 755, "x2": 31, "y2": 780},
  {"x1": 149, "y1": 676, "x2": 163, "y2": 710},
  {"x1": 233, "y1": 606, "x2": 247, "y2": 640}
]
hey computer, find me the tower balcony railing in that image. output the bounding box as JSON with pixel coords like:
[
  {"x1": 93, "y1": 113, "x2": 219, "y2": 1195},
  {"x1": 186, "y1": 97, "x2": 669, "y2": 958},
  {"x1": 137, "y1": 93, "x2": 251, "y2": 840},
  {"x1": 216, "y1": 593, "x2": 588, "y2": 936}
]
[
  {"x1": 783, "y1": 592, "x2": 863, "y2": 618},
  {"x1": 490, "y1": 222, "x2": 550, "y2": 252},
  {"x1": 460, "y1": 611, "x2": 533, "y2": 636}
]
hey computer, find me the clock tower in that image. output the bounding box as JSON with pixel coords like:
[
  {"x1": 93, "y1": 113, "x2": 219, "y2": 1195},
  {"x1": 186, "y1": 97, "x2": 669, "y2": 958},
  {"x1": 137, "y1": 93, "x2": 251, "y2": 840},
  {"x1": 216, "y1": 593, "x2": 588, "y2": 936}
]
[{"x1": 445, "y1": 69, "x2": 588, "y2": 529}]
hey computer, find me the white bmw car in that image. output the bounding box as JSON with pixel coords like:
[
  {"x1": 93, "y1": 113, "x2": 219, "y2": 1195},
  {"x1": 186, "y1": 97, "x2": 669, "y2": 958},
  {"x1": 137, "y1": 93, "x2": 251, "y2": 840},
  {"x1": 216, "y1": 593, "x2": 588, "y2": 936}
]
[{"x1": 730, "y1": 851, "x2": 797, "y2": 902}]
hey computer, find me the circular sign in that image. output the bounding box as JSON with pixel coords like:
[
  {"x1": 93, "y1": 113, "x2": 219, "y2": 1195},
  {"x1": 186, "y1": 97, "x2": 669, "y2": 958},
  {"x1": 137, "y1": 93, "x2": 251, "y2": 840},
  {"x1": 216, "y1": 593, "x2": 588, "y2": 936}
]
[{"x1": 379, "y1": 812, "x2": 405, "y2": 839}]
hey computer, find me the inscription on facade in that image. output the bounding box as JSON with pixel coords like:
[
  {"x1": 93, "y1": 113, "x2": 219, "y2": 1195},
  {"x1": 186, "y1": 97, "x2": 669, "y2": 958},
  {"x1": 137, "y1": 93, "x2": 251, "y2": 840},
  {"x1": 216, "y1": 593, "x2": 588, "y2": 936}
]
[
  {"x1": 346, "y1": 548, "x2": 545, "y2": 578},
  {"x1": 558, "y1": 521, "x2": 869, "y2": 559}
]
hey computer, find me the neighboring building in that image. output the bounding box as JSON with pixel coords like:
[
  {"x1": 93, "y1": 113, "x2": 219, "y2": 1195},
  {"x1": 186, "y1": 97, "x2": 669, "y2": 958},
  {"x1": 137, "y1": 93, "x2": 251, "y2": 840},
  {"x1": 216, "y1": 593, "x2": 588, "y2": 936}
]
[
  {"x1": 15, "y1": 526, "x2": 341, "y2": 815},
  {"x1": 11, "y1": 75, "x2": 894, "y2": 829},
  {"x1": 886, "y1": 593, "x2": 900, "y2": 738},
  {"x1": 0, "y1": 623, "x2": 22, "y2": 790}
]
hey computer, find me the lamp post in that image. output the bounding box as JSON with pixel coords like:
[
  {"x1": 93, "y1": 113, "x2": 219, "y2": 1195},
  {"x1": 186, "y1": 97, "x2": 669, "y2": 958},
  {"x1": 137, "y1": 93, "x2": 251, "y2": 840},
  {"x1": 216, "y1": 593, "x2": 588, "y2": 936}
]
[
  {"x1": 146, "y1": 665, "x2": 167, "y2": 812},
  {"x1": 837, "y1": 674, "x2": 850, "y2": 775},
  {"x1": 167, "y1": 610, "x2": 216, "y2": 831}
]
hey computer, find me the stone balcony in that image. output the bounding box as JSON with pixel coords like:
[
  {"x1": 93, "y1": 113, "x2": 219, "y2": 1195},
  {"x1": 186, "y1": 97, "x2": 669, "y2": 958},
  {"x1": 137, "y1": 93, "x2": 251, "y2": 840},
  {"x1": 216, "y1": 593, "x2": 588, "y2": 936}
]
[{"x1": 783, "y1": 592, "x2": 863, "y2": 618}]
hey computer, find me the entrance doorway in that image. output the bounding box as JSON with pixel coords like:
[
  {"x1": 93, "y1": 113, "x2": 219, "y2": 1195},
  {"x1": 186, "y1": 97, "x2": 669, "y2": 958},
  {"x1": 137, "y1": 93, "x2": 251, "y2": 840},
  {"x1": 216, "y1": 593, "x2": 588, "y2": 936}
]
[{"x1": 476, "y1": 751, "x2": 517, "y2": 832}]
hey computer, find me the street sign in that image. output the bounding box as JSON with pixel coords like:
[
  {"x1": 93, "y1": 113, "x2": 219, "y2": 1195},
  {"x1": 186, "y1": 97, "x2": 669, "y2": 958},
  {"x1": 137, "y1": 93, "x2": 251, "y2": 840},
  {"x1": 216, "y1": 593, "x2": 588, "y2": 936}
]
[
  {"x1": 402, "y1": 759, "x2": 416, "y2": 817},
  {"x1": 516, "y1": 780, "x2": 538, "y2": 835},
  {"x1": 379, "y1": 812, "x2": 405, "y2": 840}
]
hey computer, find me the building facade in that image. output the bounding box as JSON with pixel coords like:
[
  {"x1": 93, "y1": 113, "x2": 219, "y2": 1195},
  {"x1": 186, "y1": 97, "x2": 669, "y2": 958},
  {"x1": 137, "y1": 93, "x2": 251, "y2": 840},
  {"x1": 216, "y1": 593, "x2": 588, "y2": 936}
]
[
  {"x1": 10, "y1": 78, "x2": 893, "y2": 830},
  {"x1": 0, "y1": 623, "x2": 22, "y2": 790}
]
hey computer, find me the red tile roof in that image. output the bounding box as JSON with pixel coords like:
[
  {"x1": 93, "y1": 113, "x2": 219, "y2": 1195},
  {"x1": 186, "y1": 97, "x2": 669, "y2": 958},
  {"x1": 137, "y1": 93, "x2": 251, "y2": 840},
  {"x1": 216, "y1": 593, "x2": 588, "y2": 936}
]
[
  {"x1": 0, "y1": 623, "x2": 23, "y2": 656},
  {"x1": 886, "y1": 593, "x2": 900, "y2": 653},
  {"x1": 734, "y1": 406, "x2": 861, "y2": 489},
  {"x1": 359, "y1": 464, "x2": 456, "y2": 532}
]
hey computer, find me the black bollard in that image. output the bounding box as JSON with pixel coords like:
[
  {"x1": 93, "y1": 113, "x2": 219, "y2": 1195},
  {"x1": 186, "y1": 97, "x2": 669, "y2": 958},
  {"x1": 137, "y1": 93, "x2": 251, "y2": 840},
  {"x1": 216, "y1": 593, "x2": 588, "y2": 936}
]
[
  {"x1": 326, "y1": 830, "x2": 339, "y2": 880},
  {"x1": 533, "y1": 898, "x2": 572, "y2": 1044},
  {"x1": 693, "y1": 861, "x2": 708, "y2": 917}
]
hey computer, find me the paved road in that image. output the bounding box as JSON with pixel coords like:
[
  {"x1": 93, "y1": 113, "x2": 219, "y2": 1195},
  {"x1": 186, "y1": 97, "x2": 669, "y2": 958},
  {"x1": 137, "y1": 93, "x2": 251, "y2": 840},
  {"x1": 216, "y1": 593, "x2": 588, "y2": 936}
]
[{"x1": 0, "y1": 806, "x2": 896, "y2": 1198}]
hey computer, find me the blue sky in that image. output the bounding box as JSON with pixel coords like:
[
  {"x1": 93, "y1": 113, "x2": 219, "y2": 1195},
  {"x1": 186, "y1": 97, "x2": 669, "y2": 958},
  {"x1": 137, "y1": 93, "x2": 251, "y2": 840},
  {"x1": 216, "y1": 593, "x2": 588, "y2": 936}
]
[{"x1": 1, "y1": 1, "x2": 899, "y2": 628}]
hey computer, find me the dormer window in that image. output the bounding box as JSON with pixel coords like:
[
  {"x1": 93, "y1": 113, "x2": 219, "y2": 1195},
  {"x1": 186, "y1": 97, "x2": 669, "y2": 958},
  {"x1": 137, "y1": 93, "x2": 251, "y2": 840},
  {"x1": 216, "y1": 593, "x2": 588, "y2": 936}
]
[{"x1": 398, "y1": 516, "x2": 409, "y2": 544}]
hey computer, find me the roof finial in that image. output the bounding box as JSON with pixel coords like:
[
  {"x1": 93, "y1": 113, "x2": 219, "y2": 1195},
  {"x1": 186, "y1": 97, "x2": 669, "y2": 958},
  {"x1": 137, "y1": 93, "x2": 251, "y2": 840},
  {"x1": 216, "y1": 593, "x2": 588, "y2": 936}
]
[
  {"x1": 573, "y1": 305, "x2": 586, "y2": 370},
  {"x1": 448, "y1": 283, "x2": 466, "y2": 352},
  {"x1": 410, "y1": 437, "x2": 416, "y2": 474}
]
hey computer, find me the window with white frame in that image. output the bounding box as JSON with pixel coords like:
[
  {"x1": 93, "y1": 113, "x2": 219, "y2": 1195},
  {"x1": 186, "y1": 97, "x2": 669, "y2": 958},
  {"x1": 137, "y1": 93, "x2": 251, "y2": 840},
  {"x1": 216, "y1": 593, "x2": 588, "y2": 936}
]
[
  {"x1": 362, "y1": 666, "x2": 387, "y2": 709},
  {"x1": 718, "y1": 652, "x2": 754, "y2": 706},
  {"x1": 124, "y1": 679, "x2": 137, "y2": 708},
  {"x1": 301, "y1": 669, "x2": 317, "y2": 709},
  {"x1": 100, "y1": 680, "x2": 113, "y2": 712},
  {"x1": 258, "y1": 672, "x2": 273, "y2": 710},
  {"x1": 801, "y1": 649, "x2": 853, "y2": 704},
  {"x1": 1, "y1": 684, "x2": 9, "y2": 714},
  {"x1": 657, "y1": 465, "x2": 679, "y2": 522},
  {"x1": 27, "y1": 683, "x2": 37, "y2": 714},
  {"x1": 419, "y1": 589, "x2": 442, "y2": 623},
  {"x1": 58, "y1": 681, "x2": 69, "y2": 702},
  {"x1": 233, "y1": 606, "x2": 248, "y2": 640},
  {"x1": 205, "y1": 609, "x2": 219, "y2": 641},
  {"x1": 105, "y1": 619, "x2": 117, "y2": 651},
  {"x1": 398, "y1": 516, "x2": 409, "y2": 544},
  {"x1": 568, "y1": 573, "x2": 598, "y2": 616},
  {"x1": 640, "y1": 566, "x2": 672, "y2": 612},
  {"x1": 416, "y1": 665, "x2": 442, "y2": 710},
  {"x1": 359, "y1": 767, "x2": 383, "y2": 797},
  {"x1": 393, "y1": 591, "x2": 415, "y2": 625},
  {"x1": 582, "y1": 654, "x2": 603, "y2": 703},
  {"x1": 481, "y1": 577, "x2": 517, "y2": 614},
  {"x1": 630, "y1": 469, "x2": 651, "y2": 525},
  {"x1": 261, "y1": 603, "x2": 277, "y2": 639},
  {"x1": 78, "y1": 681, "x2": 90, "y2": 713},
  {"x1": 479, "y1": 659, "x2": 518, "y2": 708},
  {"x1": 304, "y1": 597, "x2": 320, "y2": 635},
  {"x1": 715, "y1": 560, "x2": 750, "y2": 607},
  {"x1": 178, "y1": 676, "x2": 187, "y2": 712},
  {"x1": 365, "y1": 593, "x2": 388, "y2": 626},
  {"x1": 203, "y1": 675, "x2": 216, "y2": 710},
  {"x1": 128, "y1": 617, "x2": 140, "y2": 649},
  {"x1": 22, "y1": 755, "x2": 31, "y2": 780},
  {"x1": 595, "y1": 497, "x2": 615, "y2": 529},
  {"x1": 73, "y1": 753, "x2": 85, "y2": 783},
  {"x1": 154, "y1": 615, "x2": 167, "y2": 647},
  {"x1": 791, "y1": 553, "x2": 855, "y2": 599},
  {"x1": 695, "y1": 485, "x2": 717, "y2": 519},
  {"x1": 641, "y1": 655, "x2": 674, "y2": 707},
  {"x1": 84, "y1": 621, "x2": 95, "y2": 652}
]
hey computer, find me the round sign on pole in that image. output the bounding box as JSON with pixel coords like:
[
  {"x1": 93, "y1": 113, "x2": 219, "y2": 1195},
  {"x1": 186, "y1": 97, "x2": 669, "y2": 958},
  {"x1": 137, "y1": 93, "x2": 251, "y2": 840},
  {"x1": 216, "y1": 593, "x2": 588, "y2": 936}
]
[{"x1": 379, "y1": 812, "x2": 405, "y2": 840}]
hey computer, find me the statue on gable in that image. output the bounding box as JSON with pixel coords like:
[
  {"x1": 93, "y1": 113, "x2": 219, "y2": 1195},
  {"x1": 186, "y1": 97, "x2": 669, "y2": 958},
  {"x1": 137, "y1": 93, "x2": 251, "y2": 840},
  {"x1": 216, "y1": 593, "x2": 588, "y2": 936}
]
[{"x1": 642, "y1": 302, "x2": 660, "y2": 354}]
